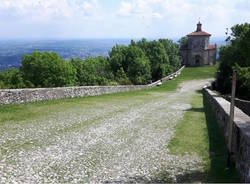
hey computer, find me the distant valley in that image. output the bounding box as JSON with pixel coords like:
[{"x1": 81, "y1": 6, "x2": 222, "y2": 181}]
[{"x1": 0, "y1": 38, "x2": 225, "y2": 71}]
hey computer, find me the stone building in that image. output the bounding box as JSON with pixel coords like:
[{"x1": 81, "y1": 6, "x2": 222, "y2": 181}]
[{"x1": 180, "y1": 22, "x2": 217, "y2": 66}]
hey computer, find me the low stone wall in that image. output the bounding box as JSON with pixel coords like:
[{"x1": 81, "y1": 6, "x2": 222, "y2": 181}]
[
  {"x1": 0, "y1": 85, "x2": 149, "y2": 105},
  {"x1": 203, "y1": 88, "x2": 250, "y2": 182},
  {"x1": 0, "y1": 66, "x2": 185, "y2": 105},
  {"x1": 224, "y1": 96, "x2": 250, "y2": 117}
]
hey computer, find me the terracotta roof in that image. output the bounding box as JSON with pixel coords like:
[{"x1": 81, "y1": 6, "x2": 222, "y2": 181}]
[
  {"x1": 187, "y1": 31, "x2": 211, "y2": 36},
  {"x1": 207, "y1": 44, "x2": 217, "y2": 50}
]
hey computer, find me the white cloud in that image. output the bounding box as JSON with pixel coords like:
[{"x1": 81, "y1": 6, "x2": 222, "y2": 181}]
[
  {"x1": 118, "y1": 1, "x2": 133, "y2": 17},
  {"x1": 0, "y1": 0, "x2": 100, "y2": 22},
  {"x1": 117, "y1": 0, "x2": 163, "y2": 19},
  {"x1": 0, "y1": 0, "x2": 249, "y2": 38},
  {"x1": 152, "y1": 12, "x2": 162, "y2": 19}
]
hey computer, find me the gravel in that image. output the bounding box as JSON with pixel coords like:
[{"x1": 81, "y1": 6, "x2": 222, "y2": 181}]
[{"x1": 0, "y1": 80, "x2": 210, "y2": 183}]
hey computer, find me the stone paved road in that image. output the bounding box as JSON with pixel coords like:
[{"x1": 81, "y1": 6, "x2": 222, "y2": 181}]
[{"x1": 0, "y1": 80, "x2": 210, "y2": 183}]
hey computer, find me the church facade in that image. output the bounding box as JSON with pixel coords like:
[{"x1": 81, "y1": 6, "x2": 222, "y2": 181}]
[{"x1": 180, "y1": 22, "x2": 217, "y2": 66}]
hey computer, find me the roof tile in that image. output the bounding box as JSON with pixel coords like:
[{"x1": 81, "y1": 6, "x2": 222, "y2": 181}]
[{"x1": 187, "y1": 31, "x2": 211, "y2": 36}]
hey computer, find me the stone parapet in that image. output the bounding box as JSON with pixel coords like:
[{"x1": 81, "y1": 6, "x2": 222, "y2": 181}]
[{"x1": 203, "y1": 88, "x2": 250, "y2": 182}]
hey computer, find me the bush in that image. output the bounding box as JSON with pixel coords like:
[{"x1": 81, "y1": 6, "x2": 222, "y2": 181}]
[{"x1": 0, "y1": 68, "x2": 25, "y2": 89}]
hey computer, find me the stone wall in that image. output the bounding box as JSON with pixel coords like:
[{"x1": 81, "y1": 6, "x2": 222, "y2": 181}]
[
  {"x1": 0, "y1": 66, "x2": 185, "y2": 105},
  {"x1": 224, "y1": 96, "x2": 250, "y2": 117},
  {"x1": 0, "y1": 85, "x2": 149, "y2": 105},
  {"x1": 203, "y1": 88, "x2": 250, "y2": 182}
]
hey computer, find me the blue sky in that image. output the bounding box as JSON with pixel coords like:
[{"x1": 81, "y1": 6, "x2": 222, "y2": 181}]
[{"x1": 0, "y1": 0, "x2": 249, "y2": 39}]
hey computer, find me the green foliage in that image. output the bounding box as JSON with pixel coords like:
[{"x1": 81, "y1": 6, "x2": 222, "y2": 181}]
[
  {"x1": 109, "y1": 44, "x2": 152, "y2": 85},
  {"x1": 159, "y1": 39, "x2": 181, "y2": 70},
  {"x1": 109, "y1": 45, "x2": 128, "y2": 73},
  {"x1": 216, "y1": 23, "x2": 250, "y2": 99},
  {"x1": 178, "y1": 36, "x2": 188, "y2": 48},
  {"x1": 0, "y1": 68, "x2": 25, "y2": 89},
  {"x1": 234, "y1": 65, "x2": 250, "y2": 99},
  {"x1": 71, "y1": 57, "x2": 114, "y2": 86},
  {"x1": 0, "y1": 38, "x2": 181, "y2": 88},
  {"x1": 136, "y1": 39, "x2": 172, "y2": 81},
  {"x1": 20, "y1": 51, "x2": 76, "y2": 87},
  {"x1": 115, "y1": 68, "x2": 131, "y2": 85},
  {"x1": 127, "y1": 56, "x2": 151, "y2": 85}
]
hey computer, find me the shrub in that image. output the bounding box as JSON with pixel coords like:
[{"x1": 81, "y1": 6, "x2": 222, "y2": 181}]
[
  {"x1": 0, "y1": 68, "x2": 25, "y2": 89},
  {"x1": 234, "y1": 65, "x2": 250, "y2": 99}
]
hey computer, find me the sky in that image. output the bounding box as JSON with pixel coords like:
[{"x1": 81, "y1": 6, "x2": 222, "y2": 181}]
[{"x1": 0, "y1": 0, "x2": 249, "y2": 39}]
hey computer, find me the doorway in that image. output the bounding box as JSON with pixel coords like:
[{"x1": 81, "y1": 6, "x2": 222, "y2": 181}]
[{"x1": 195, "y1": 55, "x2": 202, "y2": 66}]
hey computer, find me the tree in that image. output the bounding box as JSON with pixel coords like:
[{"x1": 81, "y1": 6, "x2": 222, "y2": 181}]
[
  {"x1": 137, "y1": 40, "x2": 171, "y2": 81},
  {"x1": 127, "y1": 56, "x2": 151, "y2": 84},
  {"x1": 115, "y1": 68, "x2": 131, "y2": 85},
  {"x1": 109, "y1": 44, "x2": 151, "y2": 85},
  {"x1": 72, "y1": 57, "x2": 114, "y2": 86},
  {"x1": 159, "y1": 39, "x2": 181, "y2": 70},
  {"x1": 216, "y1": 23, "x2": 250, "y2": 99},
  {"x1": 109, "y1": 45, "x2": 128, "y2": 74},
  {"x1": 178, "y1": 36, "x2": 188, "y2": 49},
  {"x1": 71, "y1": 58, "x2": 87, "y2": 86},
  {"x1": 20, "y1": 51, "x2": 77, "y2": 87}
]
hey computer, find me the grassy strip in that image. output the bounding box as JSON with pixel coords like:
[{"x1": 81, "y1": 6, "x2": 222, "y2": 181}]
[
  {"x1": 168, "y1": 90, "x2": 240, "y2": 182},
  {"x1": 168, "y1": 92, "x2": 209, "y2": 157}
]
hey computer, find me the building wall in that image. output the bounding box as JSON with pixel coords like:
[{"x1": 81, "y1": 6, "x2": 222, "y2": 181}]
[
  {"x1": 181, "y1": 35, "x2": 216, "y2": 66},
  {"x1": 208, "y1": 49, "x2": 217, "y2": 65},
  {"x1": 187, "y1": 36, "x2": 209, "y2": 50},
  {"x1": 189, "y1": 50, "x2": 204, "y2": 66}
]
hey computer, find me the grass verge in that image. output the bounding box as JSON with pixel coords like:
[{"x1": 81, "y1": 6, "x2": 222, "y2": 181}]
[{"x1": 168, "y1": 90, "x2": 240, "y2": 182}]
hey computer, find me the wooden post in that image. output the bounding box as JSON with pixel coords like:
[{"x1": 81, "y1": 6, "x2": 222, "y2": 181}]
[{"x1": 227, "y1": 70, "x2": 237, "y2": 167}]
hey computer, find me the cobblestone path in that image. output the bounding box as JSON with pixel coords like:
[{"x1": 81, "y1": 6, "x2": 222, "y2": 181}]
[{"x1": 0, "y1": 80, "x2": 210, "y2": 183}]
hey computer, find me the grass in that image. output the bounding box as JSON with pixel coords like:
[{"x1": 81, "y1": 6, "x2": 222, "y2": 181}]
[
  {"x1": 0, "y1": 66, "x2": 217, "y2": 125},
  {"x1": 168, "y1": 91, "x2": 209, "y2": 157},
  {"x1": 150, "y1": 66, "x2": 217, "y2": 92},
  {"x1": 168, "y1": 90, "x2": 240, "y2": 182}
]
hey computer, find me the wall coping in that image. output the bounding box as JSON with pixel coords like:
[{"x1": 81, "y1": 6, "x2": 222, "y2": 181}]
[{"x1": 205, "y1": 88, "x2": 250, "y2": 145}]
